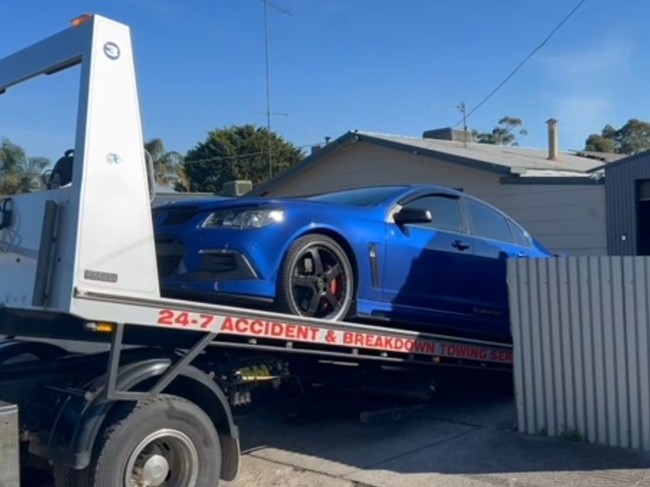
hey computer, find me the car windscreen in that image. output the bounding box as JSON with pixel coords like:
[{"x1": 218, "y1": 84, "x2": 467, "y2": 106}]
[{"x1": 305, "y1": 186, "x2": 406, "y2": 206}]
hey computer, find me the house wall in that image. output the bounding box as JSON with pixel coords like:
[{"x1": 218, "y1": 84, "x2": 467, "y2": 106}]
[
  {"x1": 487, "y1": 184, "x2": 606, "y2": 256},
  {"x1": 267, "y1": 142, "x2": 500, "y2": 197},
  {"x1": 604, "y1": 152, "x2": 650, "y2": 255},
  {"x1": 264, "y1": 143, "x2": 607, "y2": 255}
]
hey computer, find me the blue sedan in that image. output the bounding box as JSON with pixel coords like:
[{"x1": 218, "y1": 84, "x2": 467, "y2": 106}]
[{"x1": 153, "y1": 184, "x2": 552, "y2": 342}]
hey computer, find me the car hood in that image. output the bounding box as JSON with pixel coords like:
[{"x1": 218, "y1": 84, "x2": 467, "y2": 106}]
[{"x1": 155, "y1": 195, "x2": 383, "y2": 213}]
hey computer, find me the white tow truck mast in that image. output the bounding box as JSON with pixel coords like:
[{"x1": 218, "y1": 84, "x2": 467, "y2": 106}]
[{"x1": 0, "y1": 14, "x2": 513, "y2": 487}]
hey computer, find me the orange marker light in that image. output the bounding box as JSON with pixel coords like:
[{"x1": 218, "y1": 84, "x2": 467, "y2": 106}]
[
  {"x1": 84, "y1": 322, "x2": 114, "y2": 333},
  {"x1": 71, "y1": 14, "x2": 94, "y2": 27},
  {"x1": 95, "y1": 323, "x2": 114, "y2": 333}
]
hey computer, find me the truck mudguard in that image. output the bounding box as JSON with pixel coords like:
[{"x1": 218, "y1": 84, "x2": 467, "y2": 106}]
[{"x1": 30, "y1": 357, "x2": 240, "y2": 480}]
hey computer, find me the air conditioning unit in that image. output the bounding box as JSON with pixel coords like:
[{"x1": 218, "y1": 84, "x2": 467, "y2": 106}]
[{"x1": 222, "y1": 180, "x2": 253, "y2": 196}]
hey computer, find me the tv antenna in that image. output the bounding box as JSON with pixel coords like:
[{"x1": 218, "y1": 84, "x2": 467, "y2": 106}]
[{"x1": 252, "y1": 0, "x2": 294, "y2": 180}]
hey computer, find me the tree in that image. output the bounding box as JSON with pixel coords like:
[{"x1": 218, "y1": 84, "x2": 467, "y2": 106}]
[
  {"x1": 144, "y1": 138, "x2": 188, "y2": 190},
  {"x1": 473, "y1": 116, "x2": 528, "y2": 146},
  {"x1": 584, "y1": 126, "x2": 616, "y2": 153},
  {"x1": 182, "y1": 124, "x2": 304, "y2": 193},
  {"x1": 0, "y1": 137, "x2": 50, "y2": 196},
  {"x1": 584, "y1": 119, "x2": 650, "y2": 155}
]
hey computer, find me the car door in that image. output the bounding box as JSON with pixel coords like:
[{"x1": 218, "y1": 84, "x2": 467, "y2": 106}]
[
  {"x1": 462, "y1": 198, "x2": 538, "y2": 337},
  {"x1": 382, "y1": 193, "x2": 477, "y2": 326}
]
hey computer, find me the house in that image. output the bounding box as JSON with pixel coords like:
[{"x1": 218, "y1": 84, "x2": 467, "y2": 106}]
[{"x1": 249, "y1": 121, "x2": 624, "y2": 256}]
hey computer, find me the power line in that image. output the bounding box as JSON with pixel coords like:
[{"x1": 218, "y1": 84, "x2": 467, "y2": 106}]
[{"x1": 454, "y1": 0, "x2": 588, "y2": 128}]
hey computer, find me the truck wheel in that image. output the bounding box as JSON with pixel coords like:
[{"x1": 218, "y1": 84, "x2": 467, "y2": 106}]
[{"x1": 56, "y1": 394, "x2": 222, "y2": 487}]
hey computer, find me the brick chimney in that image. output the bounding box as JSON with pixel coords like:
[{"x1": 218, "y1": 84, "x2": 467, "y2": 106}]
[{"x1": 546, "y1": 118, "x2": 559, "y2": 161}]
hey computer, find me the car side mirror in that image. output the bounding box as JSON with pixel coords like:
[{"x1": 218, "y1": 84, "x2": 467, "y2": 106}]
[{"x1": 394, "y1": 207, "x2": 432, "y2": 225}]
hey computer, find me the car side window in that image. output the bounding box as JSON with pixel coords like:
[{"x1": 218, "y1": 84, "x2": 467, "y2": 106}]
[
  {"x1": 507, "y1": 219, "x2": 531, "y2": 247},
  {"x1": 466, "y1": 199, "x2": 514, "y2": 243},
  {"x1": 403, "y1": 195, "x2": 463, "y2": 233}
]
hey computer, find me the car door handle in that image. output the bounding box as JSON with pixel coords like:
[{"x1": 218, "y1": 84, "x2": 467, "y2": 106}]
[{"x1": 451, "y1": 240, "x2": 470, "y2": 251}]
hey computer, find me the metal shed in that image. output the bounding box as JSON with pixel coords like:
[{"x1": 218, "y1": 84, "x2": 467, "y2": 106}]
[{"x1": 601, "y1": 151, "x2": 650, "y2": 255}]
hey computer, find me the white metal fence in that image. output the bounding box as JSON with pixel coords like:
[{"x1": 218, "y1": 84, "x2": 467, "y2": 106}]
[{"x1": 508, "y1": 256, "x2": 650, "y2": 450}]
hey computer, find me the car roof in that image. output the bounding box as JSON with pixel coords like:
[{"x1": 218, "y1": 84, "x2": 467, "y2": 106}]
[{"x1": 291, "y1": 183, "x2": 463, "y2": 200}]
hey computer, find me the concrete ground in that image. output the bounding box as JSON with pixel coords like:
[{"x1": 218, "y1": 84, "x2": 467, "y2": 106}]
[
  {"x1": 230, "y1": 371, "x2": 650, "y2": 487},
  {"x1": 25, "y1": 369, "x2": 650, "y2": 486}
]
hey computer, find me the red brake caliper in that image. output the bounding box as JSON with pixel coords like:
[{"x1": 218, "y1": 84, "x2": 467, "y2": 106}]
[{"x1": 330, "y1": 273, "x2": 338, "y2": 296}]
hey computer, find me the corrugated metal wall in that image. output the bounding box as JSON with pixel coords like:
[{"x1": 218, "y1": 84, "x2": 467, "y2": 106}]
[
  {"x1": 508, "y1": 256, "x2": 650, "y2": 450},
  {"x1": 605, "y1": 152, "x2": 650, "y2": 255}
]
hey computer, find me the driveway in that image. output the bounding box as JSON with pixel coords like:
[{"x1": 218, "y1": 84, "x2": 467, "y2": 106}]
[
  {"x1": 233, "y1": 370, "x2": 650, "y2": 487},
  {"x1": 23, "y1": 369, "x2": 650, "y2": 486}
]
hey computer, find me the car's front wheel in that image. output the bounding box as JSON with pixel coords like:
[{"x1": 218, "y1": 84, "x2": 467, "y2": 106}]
[{"x1": 275, "y1": 234, "x2": 354, "y2": 321}]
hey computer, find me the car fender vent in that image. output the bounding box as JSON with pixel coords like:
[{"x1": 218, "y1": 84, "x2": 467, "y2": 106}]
[{"x1": 368, "y1": 242, "x2": 380, "y2": 288}]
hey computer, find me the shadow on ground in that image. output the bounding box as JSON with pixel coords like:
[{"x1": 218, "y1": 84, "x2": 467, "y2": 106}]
[
  {"x1": 22, "y1": 368, "x2": 650, "y2": 487},
  {"x1": 236, "y1": 368, "x2": 650, "y2": 485}
]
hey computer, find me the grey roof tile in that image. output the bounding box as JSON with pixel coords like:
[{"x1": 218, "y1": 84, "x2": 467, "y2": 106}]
[{"x1": 358, "y1": 131, "x2": 612, "y2": 173}]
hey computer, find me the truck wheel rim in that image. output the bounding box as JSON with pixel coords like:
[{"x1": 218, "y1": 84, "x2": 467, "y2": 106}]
[{"x1": 125, "y1": 428, "x2": 199, "y2": 487}]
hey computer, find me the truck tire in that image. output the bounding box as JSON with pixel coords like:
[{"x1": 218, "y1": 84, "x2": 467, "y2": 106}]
[{"x1": 54, "y1": 394, "x2": 222, "y2": 487}]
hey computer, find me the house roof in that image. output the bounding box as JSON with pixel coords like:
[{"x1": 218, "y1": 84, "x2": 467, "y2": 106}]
[
  {"x1": 248, "y1": 130, "x2": 617, "y2": 196},
  {"x1": 586, "y1": 149, "x2": 650, "y2": 173},
  {"x1": 359, "y1": 131, "x2": 614, "y2": 172}
]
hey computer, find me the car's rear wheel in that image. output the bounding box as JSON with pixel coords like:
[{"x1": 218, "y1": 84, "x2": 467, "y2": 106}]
[{"x1": 276, "y1": 234, "x2": 354, "y2": 321}]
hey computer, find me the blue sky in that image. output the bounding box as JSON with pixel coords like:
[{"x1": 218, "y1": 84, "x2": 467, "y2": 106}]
[{"x1": 1, "y1": 0, "x2": 649, "y2": 163}]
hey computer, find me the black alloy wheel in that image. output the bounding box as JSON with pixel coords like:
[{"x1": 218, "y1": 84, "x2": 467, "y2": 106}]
[{"x1": 276, "y1": 234, "x2": 354, "y2": 321}]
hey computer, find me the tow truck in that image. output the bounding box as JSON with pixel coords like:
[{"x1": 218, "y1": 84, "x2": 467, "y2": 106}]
[{"x1": 0, "y1": 14, "x2": 514, "y2": 487}]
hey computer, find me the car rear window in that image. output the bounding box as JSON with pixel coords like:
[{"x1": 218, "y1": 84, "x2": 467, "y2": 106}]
[{"x1": 466, "y1": 199, "x2": 514, "y2": 243}]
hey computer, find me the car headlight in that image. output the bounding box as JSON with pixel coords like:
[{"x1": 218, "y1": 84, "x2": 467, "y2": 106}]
[{"x1": 201, "y1": 208, "x2": 285, "y2": 229}]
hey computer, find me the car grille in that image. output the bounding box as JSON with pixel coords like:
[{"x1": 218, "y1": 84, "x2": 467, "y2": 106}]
[
  {"x1": 199, "y1": 253, "x2": 238, "y2": 273},
  {"x1": 158, "y1": 255, "x2": 182, "y2": 277},
  {"x1": 155, "y1": 235, "x2": 185, "y2": 277},
  {"x1": 156, "y1": 207, "x2": 201, "y2": 227}
]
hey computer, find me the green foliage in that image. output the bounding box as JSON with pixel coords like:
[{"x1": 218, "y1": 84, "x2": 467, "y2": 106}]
[
  {"x1": 560, "y1": 427, "x2": 586, "y2": 442},
  {"x1": 144, "y1": 138, "x2": 188, "y2": 190},
  {"x1": 473, "y1": 116, "x2": 528, "y2": 146},
  {"x1": 0, "y1": 137, "x2": 50, "y2": 196},
  {"x1": 181, "y1": 124, "x2": 305, "y2": 193},
  {"x1": 584, "y1": 119, "x2": 650, "y2": 155}
]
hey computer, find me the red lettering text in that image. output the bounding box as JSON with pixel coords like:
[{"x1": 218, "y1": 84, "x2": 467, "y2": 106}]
[{"x1": 219, "y1": 317, "x2": 320, "y2": 343}]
